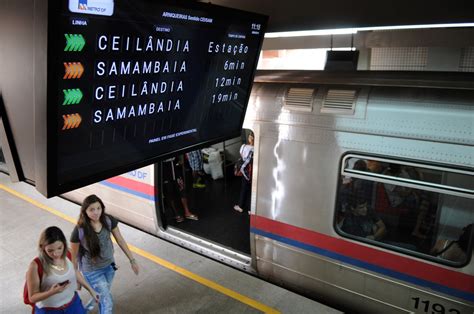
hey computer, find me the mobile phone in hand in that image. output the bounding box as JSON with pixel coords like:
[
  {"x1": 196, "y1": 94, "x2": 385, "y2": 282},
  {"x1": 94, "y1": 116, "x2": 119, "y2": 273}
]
[{"x1": 59, "y1": 280, "x2": 70, "y2": 286}]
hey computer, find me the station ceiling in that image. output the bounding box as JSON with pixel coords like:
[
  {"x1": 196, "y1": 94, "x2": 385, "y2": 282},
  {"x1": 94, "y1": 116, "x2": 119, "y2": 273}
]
[{"x1": 202, "y1": 0, "x2": 474, "y2": 32}]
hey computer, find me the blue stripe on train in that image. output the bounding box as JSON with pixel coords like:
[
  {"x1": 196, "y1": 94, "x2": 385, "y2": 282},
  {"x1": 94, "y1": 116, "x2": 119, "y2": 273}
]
[
  {"x1": 99, "y1": 181, "x2": 155, "y2": 201},
  {"x1": 251, "y1": 227, "x2": 474, "y2": 302}
]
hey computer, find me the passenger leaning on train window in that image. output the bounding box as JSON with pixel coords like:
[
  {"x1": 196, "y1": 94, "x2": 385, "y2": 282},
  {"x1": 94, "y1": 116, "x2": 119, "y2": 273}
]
[
  {"x1": 70, "y1": 194, "x2": 140, "y2": 314},
  {"x1": 431, "y1": 224, "x2": 473, "y2": 263},
  {"x1": 341, "y1": 181, "x2": 387, "y2": 241}
]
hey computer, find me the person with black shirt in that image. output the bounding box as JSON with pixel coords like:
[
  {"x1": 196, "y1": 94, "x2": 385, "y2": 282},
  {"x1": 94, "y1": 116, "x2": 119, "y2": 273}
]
[{"x1": 162, "y1": 156, "x2": 198, "y2": 222}]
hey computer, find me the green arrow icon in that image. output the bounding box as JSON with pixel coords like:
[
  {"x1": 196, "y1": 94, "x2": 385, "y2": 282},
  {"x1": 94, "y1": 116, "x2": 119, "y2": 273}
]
[
  {"x1": 64, "y1": 34, "x2": 85, "y2": 51},
  {"x1": 62, "y1": 89, "x2": 83, "y2": 105}
]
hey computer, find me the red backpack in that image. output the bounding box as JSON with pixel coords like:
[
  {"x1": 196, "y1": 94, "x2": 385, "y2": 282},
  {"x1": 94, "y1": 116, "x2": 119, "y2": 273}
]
[
  {"x1": 23, "y1": 257, "x2": 43, "y2": 308},
  {"x1": 23, "y1": 251, "x2": 72, "y2": 310}
]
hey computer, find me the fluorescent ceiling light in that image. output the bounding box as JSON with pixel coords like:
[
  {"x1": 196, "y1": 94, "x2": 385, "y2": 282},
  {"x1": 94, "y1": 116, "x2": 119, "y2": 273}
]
[
  {"x1": 265, "y1": 23, "x2": 474, "y2": 38},
  {"x1": 265, "y1": 28, "x2": 357, "y2": 38},
  {"x1": 358, "y1": 22, "x2": 474, "y2": 32}
]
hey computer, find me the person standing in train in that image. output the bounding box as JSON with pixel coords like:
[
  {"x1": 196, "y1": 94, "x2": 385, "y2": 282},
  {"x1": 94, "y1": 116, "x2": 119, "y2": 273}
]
[
  {"x1": 26, "y1": 226, "x2": 98, "y2": 313},
  {"x1": 186, "y1": 150, "x2": 206, "y2": 189},
  {"x1": 70, "y1": 194, "x2": 140, "y2": 314},
  {"x1": 234, "y1": 131, "x2": 254, "y2": 213},
  {"x1": 162, "y1": 155, "x2": 199, "y2": 222}
]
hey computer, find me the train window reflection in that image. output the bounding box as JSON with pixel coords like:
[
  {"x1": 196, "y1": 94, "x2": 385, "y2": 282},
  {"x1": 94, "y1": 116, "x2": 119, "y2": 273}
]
[{"x1": 336, "y1": 156, "x2": 474, "y2": 266}]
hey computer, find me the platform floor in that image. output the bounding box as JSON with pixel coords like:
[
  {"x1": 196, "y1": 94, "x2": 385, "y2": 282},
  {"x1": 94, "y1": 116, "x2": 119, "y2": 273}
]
[{"x1": 0, "y1": 173, "x2": 340, "y2": 314}]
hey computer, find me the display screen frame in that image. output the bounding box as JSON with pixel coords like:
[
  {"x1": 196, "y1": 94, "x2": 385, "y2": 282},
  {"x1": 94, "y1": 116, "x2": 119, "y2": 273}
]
[{"x1": 45, "y1": 0, "x2": 267, "y2": 196}]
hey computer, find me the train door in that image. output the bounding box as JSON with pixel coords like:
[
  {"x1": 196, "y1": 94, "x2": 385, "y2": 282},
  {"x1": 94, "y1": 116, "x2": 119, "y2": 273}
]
[{"x1": 155, "y1": 129, "x2": 255, "y2": 269}]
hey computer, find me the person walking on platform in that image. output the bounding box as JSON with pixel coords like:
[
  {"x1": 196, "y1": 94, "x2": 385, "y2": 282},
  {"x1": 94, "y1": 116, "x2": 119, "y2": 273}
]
[
  {"x1": 70, "y1": 194, "x2": 140, "y2": 314},
  {"x1": 25, "y1": 226, "x2": 98, "y2": 313}
]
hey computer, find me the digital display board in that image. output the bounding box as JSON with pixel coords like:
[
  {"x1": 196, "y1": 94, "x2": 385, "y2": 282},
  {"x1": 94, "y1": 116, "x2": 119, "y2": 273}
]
[{"x1": 46, "y1": 0, "x2": 267, "y2": 195}]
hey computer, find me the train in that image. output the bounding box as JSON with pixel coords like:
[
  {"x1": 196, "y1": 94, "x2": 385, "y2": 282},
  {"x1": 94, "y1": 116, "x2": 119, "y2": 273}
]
[{"x1": 64, "y1": 70, "x2": 474, "y2": 313}]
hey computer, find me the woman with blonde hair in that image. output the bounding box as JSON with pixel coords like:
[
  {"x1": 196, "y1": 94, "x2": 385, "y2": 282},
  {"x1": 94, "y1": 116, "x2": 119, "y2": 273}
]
[{"x1": 26, "y1": 226, "x2": 98, "y2": 313}]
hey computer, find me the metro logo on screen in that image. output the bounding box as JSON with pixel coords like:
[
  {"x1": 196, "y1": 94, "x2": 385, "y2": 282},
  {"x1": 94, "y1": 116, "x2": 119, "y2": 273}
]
[
  {"x1": 78, "y1": 0, "x2": 87, "y2": 10},
  {"x1": 68, "y1": 0, "x2": 114, "y2": 16}
]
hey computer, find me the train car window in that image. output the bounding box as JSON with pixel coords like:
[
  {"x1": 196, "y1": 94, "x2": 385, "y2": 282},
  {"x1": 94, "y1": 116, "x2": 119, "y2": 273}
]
[{"x1": 335, "y1": 154, "x2": 474, "y2": 266}]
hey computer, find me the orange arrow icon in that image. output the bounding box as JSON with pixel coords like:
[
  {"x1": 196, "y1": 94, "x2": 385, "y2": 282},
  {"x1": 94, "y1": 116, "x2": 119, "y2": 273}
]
[
  {"x1": 62, "y1": 113, "x2": 82, "y2": 130},
  {"x1": 63, "y1": 62, "x2": 84, "y2": 79}
]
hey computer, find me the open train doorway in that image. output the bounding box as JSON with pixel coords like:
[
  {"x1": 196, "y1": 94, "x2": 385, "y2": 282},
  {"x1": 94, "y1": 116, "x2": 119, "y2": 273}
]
[{"x1": 158, "y1": 129, "x2": 254, "y2": 255}]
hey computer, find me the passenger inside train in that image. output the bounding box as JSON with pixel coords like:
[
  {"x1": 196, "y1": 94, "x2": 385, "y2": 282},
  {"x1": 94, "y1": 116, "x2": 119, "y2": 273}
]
[
  {"x1": 340, "y1": 180, "x2": 387, "y2": 241},
  {"x1": 337, "y1": 156, "x2": 473, "y2": 264},
  {"x1": 431, "y1": 224, "x2": 473, "y2": 262},
  {"x1": 159, "y1": 129, "x2": 253, "y2": 254},
  {"x1": 162, "y1": 156, "x2": 199, "y2": 223},
  {"x1": 374, "y1": 164, "x2": 436, "y2": 246},
  {"x1": 234, "y1": 131, "x2": 254, "y2": 214},
  {"x1": 185, "y1": 150, "x2": 206, "y2": 189}
]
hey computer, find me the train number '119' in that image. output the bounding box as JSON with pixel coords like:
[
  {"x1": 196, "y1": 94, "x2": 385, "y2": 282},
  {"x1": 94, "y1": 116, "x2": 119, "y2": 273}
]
[{"x1": 411, "y1": 297, "x2": 461, "y2": 314}]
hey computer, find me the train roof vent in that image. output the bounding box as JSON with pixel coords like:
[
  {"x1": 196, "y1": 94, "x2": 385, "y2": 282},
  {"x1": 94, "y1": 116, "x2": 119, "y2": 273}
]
[
  {"x1": 283, "y1": 88, "x2": 314, "y2": 112},
  {"x1": 321, "y1": 89, "x2": 357, "y2": 114}
]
